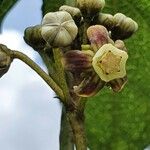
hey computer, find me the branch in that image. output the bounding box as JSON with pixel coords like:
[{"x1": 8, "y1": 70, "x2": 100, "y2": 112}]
[
  {"x1": 53, "y1": 48, "x2": 70, "y2": 101},
  {"x1": 59, "y1": 105, "x2": 74, "y2": 150}
]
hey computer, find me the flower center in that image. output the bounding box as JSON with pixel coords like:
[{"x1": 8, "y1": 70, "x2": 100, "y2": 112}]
[{"x1": 99, "y1": 51, "x2": 122, "y2": 75}]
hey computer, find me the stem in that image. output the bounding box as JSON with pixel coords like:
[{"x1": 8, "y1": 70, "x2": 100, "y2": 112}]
[
  {"x1": 10, "y1": 50, "x2": 64, "y2": 100},
  {"x1": 59, "y1": 105, "x2": 74, "y2": 150},
  {"x1": 53, "y1": 48, "x2": 70, "y2": 101},
  {"x1": 67, "y1": 109, "x2": 87, "y2": 150},
  {"x1": 38, "y1": 51, "x2": 59, "y2": 84},
  {"x1": 82, "y1": 21, "x2": 90, "y2": 44},
  {"x1": 68, "y1": 112, "x2": 87, "y2": 150}
]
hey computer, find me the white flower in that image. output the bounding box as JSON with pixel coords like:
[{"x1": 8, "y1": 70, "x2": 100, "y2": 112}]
[{"x1": 92, "y1": 43, "x2": 128, "y2": 82}]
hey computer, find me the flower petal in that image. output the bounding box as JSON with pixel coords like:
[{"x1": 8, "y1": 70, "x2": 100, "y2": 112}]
[
  {"x1": 87, "y1": 25, "x2": 112, "y2": 52},
  {"x1": 62, "y1": 50, "x2": 94, "y2": 72},
  {"x1": 74, "y1": 72, "x2": 105, "y2": 97},
  {"x1": 107, "y1": 76, "x2": 128, "y2": 92}
]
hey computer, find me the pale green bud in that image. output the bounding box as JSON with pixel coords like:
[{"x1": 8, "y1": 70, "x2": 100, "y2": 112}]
[
  {"x1": 112, "y1": 13, "x2": 138, "y2": 40},
  {"x1": 98, "y1": 13, "x2": 114, "y2": 30},
  {"x1": 41, "y1": 11, "x2": 78, "y2": 47},
  {"x1": 59, "y1": 5, "x2": 82, "y2": 23},
  {"x1": 24, "y1": 25, "x2": 46, "y2": 51}
]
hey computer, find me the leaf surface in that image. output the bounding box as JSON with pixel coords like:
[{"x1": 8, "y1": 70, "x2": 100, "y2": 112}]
[{"x1": 85, "y1": 0, "x2": 150, "y2": 149}]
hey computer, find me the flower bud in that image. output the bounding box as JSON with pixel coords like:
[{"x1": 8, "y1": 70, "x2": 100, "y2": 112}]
[
  {"x1": 111, "y1": 13, "x2": 138, "y2": 40},
  {"x1": 59, "y1": 5, "x2": 82, "y2": 23},
  {"x1": 76, "y1": 0, "x2": 105, "y2": 19},
  {"x1": 98, "y1": 13, "x2": 114, "y2": 30},
  {"x1": 92, "y1": 43, "x2": 128, "y2": 82},
  {"x1": 114, "y1": 40, "x2": 127, "y2": 52},
  {"x1": 41, "y1": 11, "x2": 78, "y2": 47},
  {"x1": 87, "y1": 25, "x2": 112, "y2": 52},
  {"x1": 0, "y1": 44, "x2": 12, "y2": 78},
  {"x1": 24, "y1": 25, "x2": 46, "y2": 51}
]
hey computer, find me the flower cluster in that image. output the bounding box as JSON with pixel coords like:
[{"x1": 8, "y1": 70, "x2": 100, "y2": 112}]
[
  {"x1": 24, "y1": 0, "x2": 138, "y2": 97},
  {"x1": 63, "y1": 25, "x2": 129, "y2": 97}
]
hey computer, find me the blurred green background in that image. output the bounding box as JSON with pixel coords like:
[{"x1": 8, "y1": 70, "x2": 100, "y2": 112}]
[{"x1": 85, "y1": 0, "x2": 150, "y2": 149}]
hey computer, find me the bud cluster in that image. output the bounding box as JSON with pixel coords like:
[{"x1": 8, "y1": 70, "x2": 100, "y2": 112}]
[{"x1": 23, "y1": 0, "x2": 138, "y2": 97}]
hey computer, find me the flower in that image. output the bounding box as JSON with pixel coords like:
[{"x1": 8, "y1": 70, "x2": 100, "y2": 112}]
[
  {"x1": 41, "y1": 11, "x2": 78, "y2": 47},
  {"x1": 62, "y1": 25, "x2": 128, "y2": 97},
  {"x1": 92, "y1": 43, "x2": 128, "y2": 82}
]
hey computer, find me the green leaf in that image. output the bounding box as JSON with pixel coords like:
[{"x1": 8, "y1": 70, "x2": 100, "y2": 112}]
[
  {"x1": 42, "y1": 0, "x2": 65, "y2": 16},
  {"x1": 85, "y1": 0, "x2": 150, "y2": 149},
  {"x1": 0, "y1": 0, "x2": 18, "y2": 28}
]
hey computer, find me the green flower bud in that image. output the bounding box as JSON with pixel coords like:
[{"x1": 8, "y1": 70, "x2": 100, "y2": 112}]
[
  {"x1": 41, "y1": 11, "x2": 78, "y2": 47},
  {"x1": 0, "y1": 44, "x2": 12, "y2": 78},
  {"x1": 87, "y1": 25, "x2": 112, "y2": 52},
  {"x1": 59, "y1": 5, "x2": 82, "y2": 23},
  {"x1": 112, "y1": 13, "x2": 138, "y2": 40},
  {"x1": 24, "y1": 25, "x2": 46, "y2": 51},
  {"x1": 76, "y1": 0, "x2": 105, "y2": 19},
  {"x1": 98, "y1": 13, "x2": 114, "y2": 30},
  {"x1": 92, "y1": 43, "x2": 128, "y2": 82}
]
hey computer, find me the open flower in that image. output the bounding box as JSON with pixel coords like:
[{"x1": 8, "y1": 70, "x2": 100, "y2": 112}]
[
  {"x1": 62, "y1": 25, "x2": 128, "y2": 97},
  {"x1": 92, "y1": 43, "x2": 128, "y2": 82}
]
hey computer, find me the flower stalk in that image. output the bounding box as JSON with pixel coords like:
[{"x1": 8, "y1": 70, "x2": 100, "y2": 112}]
[{"x1": 67, "y1": 107, "x2": 87, "y2": 150}]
